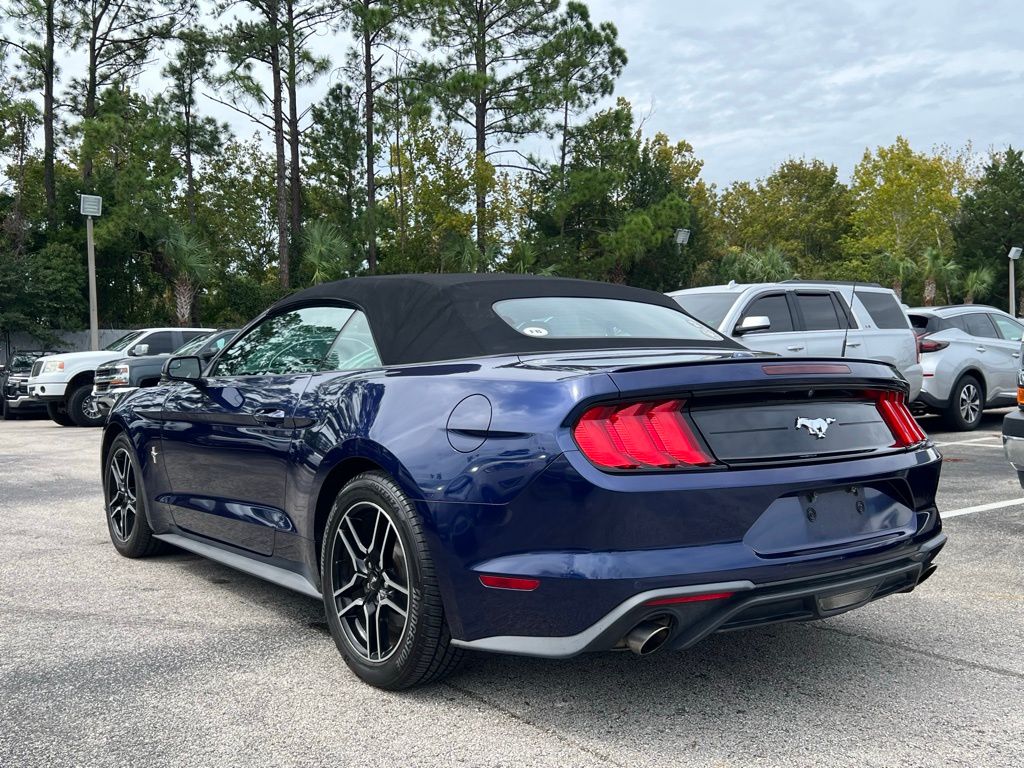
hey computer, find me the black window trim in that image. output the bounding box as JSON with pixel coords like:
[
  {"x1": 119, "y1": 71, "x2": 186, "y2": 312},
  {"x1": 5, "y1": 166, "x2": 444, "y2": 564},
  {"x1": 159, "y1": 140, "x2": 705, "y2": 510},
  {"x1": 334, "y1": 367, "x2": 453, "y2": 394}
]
[
  {"x1": 790, "y1": 290, "x2": 850, "y2": 333},
  {"x1": 734, "y1": 291, "x2": 797, "y2": 335}
]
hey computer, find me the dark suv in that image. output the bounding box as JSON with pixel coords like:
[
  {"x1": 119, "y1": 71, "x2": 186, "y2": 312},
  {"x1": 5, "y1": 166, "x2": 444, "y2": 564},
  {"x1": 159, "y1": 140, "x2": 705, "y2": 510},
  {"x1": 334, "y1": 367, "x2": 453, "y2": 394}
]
[
  {"x1": 93, "y1": 329, "x2": 237, "y2": 414},
  {"x1": 2, "y1": 350, "x2": 66, "y2": 419}
]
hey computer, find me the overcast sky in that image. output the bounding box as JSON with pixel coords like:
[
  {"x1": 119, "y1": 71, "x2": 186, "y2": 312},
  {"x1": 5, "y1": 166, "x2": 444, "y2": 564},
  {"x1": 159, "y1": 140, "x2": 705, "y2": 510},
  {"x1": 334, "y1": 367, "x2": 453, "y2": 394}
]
[
  {"x1": 583, "y1": 0, "x2": 1024, "y2": 186},
  {"x1": 10, "y1": 0, "x2": 1022, "y2": 189}
]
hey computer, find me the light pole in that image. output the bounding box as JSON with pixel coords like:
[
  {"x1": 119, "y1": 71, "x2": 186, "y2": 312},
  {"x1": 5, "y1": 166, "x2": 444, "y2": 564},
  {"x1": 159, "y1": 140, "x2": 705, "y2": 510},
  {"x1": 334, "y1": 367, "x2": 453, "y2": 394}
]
[
  {"x1": 80, "y1": 194, "x2": 103, "y2": 350},
  {"x1": 1009, "y1": 246, "x2": 1022, "y2": 318}
]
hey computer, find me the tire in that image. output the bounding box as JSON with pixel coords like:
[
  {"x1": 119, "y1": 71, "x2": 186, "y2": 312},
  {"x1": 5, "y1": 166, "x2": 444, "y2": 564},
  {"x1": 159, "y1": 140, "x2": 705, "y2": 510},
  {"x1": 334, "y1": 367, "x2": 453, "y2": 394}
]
[
  {"x1": 944, "y1": 374, "x2": 984, "y2": 431},
  {"x1": 68, "y1": 383, "x2": 105, "y2": 427},
  {"x1": 46, "y1": 400, "x2": 76, "y2": 427},
  {"x1": 103, "y1": 434, "x2": 166, "y2": 558},
  {"x1": 320, "y1": 471, "x2": 463, "y2": 690}
]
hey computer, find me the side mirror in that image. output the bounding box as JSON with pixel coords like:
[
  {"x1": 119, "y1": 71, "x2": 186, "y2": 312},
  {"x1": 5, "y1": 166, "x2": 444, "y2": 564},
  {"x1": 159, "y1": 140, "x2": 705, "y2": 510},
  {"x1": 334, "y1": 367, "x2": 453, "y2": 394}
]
[
  {"x1": 163, "y1": 355, "x2": 204, "y2": 384},
  {"x1": 735, "y1": 315, "x2": 771, "y2": 335},
  {"x1": 130, "y1": 343, "x2": 149, "y2": 357}
]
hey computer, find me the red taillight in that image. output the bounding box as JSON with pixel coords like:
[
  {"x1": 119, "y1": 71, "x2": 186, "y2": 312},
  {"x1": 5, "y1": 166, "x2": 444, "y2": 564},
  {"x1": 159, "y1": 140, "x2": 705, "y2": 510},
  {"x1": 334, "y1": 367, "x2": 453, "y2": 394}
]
[
  {"x1": 573, "y1": 399, "x2": 714, "y2": 470},
  {"x1": 869, "y1": 390, "x2": 926, "y2": 447},
  {"x1": 917, "y1": 334, "x2": 949, "y2": 354},
  {"x1": 644, "y1": 591, "x2": 734, "y2": 607},
  {"x1": 479, "y1": 574, "x2": 540, "y2": 591}
]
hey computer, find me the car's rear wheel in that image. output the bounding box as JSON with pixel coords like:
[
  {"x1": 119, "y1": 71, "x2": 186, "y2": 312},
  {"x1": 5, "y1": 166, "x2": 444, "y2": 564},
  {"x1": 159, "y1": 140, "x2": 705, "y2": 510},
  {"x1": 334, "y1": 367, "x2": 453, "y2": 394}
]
[
  {"x1": 945, "y1": 374, "x2": 984, "y2": 431},
  {"x1": 321, "y1": 472, "x2": 463, "y2": 690},
  {"x1": 46, "y1": 401, "x2": 75, "y2": 426},
  {"x1": 104, "y1": 434, "x2": 165, "y2": 558},
  {"x1": 68, "y1": 383, "x2": 105, "y2": 427}
]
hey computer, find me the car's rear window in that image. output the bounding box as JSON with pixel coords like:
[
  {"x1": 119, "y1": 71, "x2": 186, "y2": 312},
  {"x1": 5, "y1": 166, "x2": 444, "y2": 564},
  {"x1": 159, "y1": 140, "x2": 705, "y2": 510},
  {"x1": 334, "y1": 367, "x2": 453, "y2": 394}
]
[
  {"x1": 858, "y1": 291, "x2": 909, "y2": 329},
  {"x1": 670, "y1": 293, "x2": 737, "y2": 329},
  {"x1": 492, "y1": 297, "x2": 724, "y2": 342}
]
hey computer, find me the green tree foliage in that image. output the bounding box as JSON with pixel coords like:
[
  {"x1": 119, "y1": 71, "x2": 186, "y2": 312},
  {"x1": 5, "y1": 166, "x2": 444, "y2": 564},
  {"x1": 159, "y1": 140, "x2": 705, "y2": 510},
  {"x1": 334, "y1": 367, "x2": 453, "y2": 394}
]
[
  {"x1": 719, "y1": 158, "x2": 851, "y2": 278},
  {"x1": 719, "y1": 246, "x2": 796, "y2": 283},
  {"x1": 527, "y1": 99, "x2": 698, "y2": 289},
  {"x1": 955, "y1": 147, "x2": 1024, "y2": 310}
]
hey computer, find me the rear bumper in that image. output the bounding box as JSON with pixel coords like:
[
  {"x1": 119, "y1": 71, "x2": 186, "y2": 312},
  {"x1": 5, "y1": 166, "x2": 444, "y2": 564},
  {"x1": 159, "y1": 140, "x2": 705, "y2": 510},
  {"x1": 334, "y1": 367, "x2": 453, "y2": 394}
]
[
  {"x1": 452, "y1": 533, "x2": 946, "y2": 658},
  {"x1": 1002, "y1": 410, "x2": 1024, "y2": 476}
]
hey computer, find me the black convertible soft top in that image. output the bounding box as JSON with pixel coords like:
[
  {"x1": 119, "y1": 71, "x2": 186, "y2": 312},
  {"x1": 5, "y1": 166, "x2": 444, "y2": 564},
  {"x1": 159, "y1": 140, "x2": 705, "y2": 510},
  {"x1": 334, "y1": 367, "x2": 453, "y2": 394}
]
[{"x1": 269, "y1": 273, "x2": 739, "y2": 365}]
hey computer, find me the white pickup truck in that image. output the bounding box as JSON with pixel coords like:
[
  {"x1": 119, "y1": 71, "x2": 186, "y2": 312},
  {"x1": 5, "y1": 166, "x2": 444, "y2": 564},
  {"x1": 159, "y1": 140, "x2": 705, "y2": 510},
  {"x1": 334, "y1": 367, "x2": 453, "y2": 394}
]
[{"x1": 26, "y1": 327, "x2": 212, "y2": 426}]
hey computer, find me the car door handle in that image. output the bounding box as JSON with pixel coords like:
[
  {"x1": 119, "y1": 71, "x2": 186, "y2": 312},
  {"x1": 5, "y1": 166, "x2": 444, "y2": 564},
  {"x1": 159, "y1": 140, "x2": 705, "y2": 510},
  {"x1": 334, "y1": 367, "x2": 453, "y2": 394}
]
[
  {"x1": 1014, "y1": 353, "x2": 1021, "y2": 359},
  {"x1": 786, "y1": 345, "x2": 805, "y2": 351},
  {"x1": 846, "y1": 342, "x2": 861, "y2": 348},
  {"x1": 975, "y1": 346, "x2": 987, "y2": 353},
  {"x1": 252, "y1": 408, "x2": 287, "y2": 426}
]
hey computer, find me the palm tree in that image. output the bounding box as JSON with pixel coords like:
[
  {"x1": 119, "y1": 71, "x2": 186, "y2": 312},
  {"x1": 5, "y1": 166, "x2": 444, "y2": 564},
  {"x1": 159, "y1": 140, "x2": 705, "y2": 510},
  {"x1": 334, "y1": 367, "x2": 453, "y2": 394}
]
[
  {"x1": 962, "y1": 267, "x2": 994, "y2": 304},
  {"x1": 921, "y1": 247, "x2": 959, "y2": 307},
  {"x1": 163, "y1": 226, "x2": 211, "y2": 326},
  {"x1": 301, "y1": 220, "x2": 352, "y2": 285},
  {"x1": 724, "y1": 246, "x2": 796, "y2": 283},
  {"x1": 507, "y1": 242, "x2": 557, "y2": 276},
  {"x1": 888, "y1": 254, "x2": 917, "y2": 300}
]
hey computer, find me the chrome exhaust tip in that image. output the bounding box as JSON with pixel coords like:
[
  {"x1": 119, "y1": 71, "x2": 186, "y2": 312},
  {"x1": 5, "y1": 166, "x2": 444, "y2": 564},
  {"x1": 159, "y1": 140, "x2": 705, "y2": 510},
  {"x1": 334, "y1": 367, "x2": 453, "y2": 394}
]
[{"x1": 625, "y1": 620, "x2": 670, "y2": 656}]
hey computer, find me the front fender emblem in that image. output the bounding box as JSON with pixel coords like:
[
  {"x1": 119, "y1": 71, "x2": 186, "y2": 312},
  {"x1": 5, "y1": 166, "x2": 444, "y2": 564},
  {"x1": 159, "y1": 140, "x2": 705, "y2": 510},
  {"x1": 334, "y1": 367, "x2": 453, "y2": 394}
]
[
  {"x1": 150, "y1": 446, "x2": 159, "y2": 463},
  {"x1": 795, "y1": 417, "x2": 836, "y2": 439}
]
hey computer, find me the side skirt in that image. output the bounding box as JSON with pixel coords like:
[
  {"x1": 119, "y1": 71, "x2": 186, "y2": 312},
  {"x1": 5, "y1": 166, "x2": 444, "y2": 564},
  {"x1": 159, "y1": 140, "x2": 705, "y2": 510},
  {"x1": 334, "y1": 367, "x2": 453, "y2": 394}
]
[{"x1": 154, "y1": 533, "x2": 322, "y2": 600}]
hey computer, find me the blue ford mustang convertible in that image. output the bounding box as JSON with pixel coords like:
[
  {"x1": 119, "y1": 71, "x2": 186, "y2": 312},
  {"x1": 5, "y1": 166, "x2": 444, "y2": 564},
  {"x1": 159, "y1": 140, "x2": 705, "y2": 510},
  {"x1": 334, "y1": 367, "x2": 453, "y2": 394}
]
[{"x1": 102, "y1": 274, "x2": 945, "y2": 689}]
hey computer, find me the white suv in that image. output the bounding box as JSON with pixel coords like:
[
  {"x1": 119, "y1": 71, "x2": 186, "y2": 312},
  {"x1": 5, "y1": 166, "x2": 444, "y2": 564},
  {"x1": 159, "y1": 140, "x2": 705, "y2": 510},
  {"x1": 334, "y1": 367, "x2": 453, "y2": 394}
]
[
  {"x1": 27, "y1": 327, "x2": 212, "y2": 427},
  {"x1": 670, "y1": 281, "x2": 923, "y2": 399}
]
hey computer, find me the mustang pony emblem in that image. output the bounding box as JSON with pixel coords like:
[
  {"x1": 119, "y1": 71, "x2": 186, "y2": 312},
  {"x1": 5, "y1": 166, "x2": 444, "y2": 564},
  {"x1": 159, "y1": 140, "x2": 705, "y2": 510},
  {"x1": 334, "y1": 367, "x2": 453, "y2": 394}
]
[{"x1": 795, "y1": 417, "x2": 836, "y2": 439}]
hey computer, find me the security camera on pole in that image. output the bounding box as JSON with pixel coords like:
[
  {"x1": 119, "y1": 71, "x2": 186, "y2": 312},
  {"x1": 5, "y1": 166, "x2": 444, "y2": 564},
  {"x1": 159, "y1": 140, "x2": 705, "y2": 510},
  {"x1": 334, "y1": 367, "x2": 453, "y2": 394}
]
[
  {"x1": 1009, "y1": 246, "x2": 1022, "y2": 318},
  {"x1": 80, "y1": 194, "x2": 102, "y2": 350}
]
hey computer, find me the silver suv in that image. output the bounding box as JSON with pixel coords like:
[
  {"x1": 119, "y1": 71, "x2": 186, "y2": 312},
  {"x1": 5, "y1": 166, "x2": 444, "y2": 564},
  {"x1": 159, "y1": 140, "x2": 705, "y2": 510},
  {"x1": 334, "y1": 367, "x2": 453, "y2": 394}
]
[
  {"x1": 908, "y1": 305, "x2": 1022, "y2": 430},
  {"x1": 670, "y1": 281, "x2": 923, "y2": 399}
]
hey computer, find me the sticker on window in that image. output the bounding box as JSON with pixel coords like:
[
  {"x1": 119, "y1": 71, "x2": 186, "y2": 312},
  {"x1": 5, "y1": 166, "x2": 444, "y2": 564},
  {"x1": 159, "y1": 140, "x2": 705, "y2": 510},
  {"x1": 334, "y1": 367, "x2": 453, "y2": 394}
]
[{"x1": 522, "y1": 326, "x2": 549, "y2": 337}]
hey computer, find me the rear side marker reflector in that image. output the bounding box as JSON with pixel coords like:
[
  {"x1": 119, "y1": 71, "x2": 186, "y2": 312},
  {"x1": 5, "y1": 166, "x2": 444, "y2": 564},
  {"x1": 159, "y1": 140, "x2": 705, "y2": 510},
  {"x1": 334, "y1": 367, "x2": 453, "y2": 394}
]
[
  {"x1": 644, "y1": 592, "x2": 734, "y2": 607},
  {"x1": 573, "y1": 399, "x2": 714, "y2": 470},
  {"x1": 868, "y1": 390, "x2": 927, "y2": 447},
  {"x1": 479, "y1": 574, "x2": 540, "y2": 591},
  {"x1": 762, "y1": 363, "x2": 852, "y2": 375}
]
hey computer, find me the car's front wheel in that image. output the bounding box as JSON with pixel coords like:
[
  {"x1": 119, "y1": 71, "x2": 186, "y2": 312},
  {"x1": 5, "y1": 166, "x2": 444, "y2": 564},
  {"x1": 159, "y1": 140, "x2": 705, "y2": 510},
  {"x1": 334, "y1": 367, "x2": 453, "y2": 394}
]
[
  {"x1": 103, "y1": 434, "x2": 165, "y2": 558},
  {"x1": 320, "y1": 472, "x2": 463, "y2": 690},
  {"x1": 46, "y1": 401, "x2": 75, "y2": 426},
  {"x1": 68, "y1": 383, "x2": 105, "y2": 427},
  {"x1": 945, "y1": 374, "x2": 984, "y2": 431}
]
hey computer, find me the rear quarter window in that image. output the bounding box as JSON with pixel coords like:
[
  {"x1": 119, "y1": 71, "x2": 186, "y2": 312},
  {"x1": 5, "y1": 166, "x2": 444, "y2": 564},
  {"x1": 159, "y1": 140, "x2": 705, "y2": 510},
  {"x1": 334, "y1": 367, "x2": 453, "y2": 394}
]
[{"x1": 858, "y1": 291, "x2": 910, "y2": 329}]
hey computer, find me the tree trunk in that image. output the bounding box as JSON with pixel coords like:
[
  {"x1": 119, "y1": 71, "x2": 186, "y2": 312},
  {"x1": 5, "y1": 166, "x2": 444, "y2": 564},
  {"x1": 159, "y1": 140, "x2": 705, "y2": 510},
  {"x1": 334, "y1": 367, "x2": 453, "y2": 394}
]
[
  {"x1": 473, "y1": 2, "x2": 487, "y2": 255},
  {"x1": 892, "y1": 279, "x2": 902, "y2": 301},
  {"x1": 83, "y1": 9, "x2": 98, "y2": 184},
  {"x1": 43, "y1": 0, "x2": 56, "y2": 225},
  {"x1": 270, "y1": 24, "x2": 290, "y2": 288},
  {"x1": 184, "y1": 95, "x2": 196, "y2": 225},
  {"x1": 286, "y1": 0, "x2": 302, "y2": 246},
  {"x1": 924, "y1": 278, "x2": 936, "y2": 307},
  {"x1": 363, "y1": 16, "x2": 377, "y2": 273}
]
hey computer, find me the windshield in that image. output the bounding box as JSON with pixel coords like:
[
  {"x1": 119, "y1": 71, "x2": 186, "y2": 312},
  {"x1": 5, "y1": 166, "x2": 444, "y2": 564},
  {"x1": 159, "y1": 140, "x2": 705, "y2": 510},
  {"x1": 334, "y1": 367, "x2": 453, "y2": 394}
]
[
  {"x1": 492, "y1": 297, "x2": 725, "y2": 342},
  {"x1": 670, "y1": 293, "x2": 737, "y2": 330},
  {"x1": 174, "y1": 332, "x2": 216, "y2": 355},
  {"x1": 104, "y1": 331, "x2": 145, "y2": 352}
]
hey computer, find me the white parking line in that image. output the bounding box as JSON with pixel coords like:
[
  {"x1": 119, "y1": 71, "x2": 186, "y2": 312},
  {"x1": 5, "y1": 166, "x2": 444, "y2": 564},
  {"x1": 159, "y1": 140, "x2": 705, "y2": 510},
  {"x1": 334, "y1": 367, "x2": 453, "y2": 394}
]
[
  {"x1": 942, "y1": 498, "x2": 1024, "y2": 518},
  {"x1": 934, "y1": 437, "x2": 1002, "y2": 447}
]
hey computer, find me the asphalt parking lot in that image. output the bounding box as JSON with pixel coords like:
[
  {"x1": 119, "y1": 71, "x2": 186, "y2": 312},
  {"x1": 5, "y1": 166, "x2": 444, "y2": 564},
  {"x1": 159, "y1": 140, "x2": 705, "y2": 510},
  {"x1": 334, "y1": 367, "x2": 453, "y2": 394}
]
[{"x1": 1, "y1": 413, "x2": 1022, "y2": 768}]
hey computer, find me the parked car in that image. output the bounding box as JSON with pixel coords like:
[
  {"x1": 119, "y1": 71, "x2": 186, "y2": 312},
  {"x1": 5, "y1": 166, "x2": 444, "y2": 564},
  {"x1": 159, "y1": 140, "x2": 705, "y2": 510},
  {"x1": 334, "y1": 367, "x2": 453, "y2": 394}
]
[
  {"x1": 908, "y1": 305, "x2": 1022, "y2": 430},
  {"x1": 1, "y1": 350, "x2": 66, "y2": 420},
  {"x1": 92, "y1": 329, "x2": 238, "y2": 414},
  {"x1": 103, "y1": 274, "x2": 944, "y2": 690},
  {"x1": 669, "y1": 281, "x2": 923, "y2": 400},
  {"x1": 27, "y1": 327, "x2": 213, "y2": 427},
  {"x1": 1002, "y1": 363, "x2": 1024, "y2": 486}
]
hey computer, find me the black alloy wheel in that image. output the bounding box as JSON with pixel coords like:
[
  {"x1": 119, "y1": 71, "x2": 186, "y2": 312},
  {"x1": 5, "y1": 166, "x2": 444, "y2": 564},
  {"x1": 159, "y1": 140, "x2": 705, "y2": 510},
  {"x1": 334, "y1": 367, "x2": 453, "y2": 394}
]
[
  {"x1": 945, "y1": 374, "x2": 983, "y2": 431},
  {"x1": 321, "y1": 472, "x2": 462, "y2": 689},
  {"x1": 103, "y1": 434, "x2": 164, "y2": 558}
]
